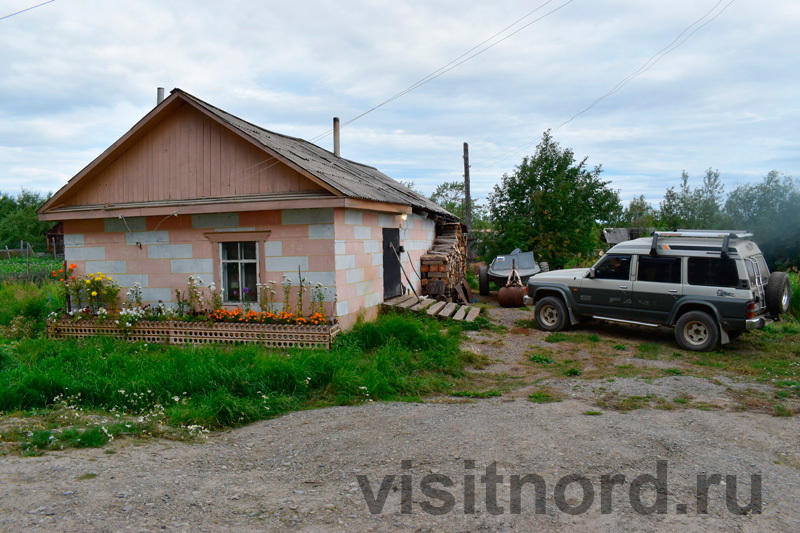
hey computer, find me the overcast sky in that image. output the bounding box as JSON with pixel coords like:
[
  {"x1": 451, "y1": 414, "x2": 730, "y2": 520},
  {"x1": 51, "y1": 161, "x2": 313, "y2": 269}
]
[{"x1": 1, "y1": 0, "x2": 798, "y2": 207}]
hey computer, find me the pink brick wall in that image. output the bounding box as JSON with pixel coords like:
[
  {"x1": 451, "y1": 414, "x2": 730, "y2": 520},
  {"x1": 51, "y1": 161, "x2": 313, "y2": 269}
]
[
  {"x1": 62, "y1": 206, "x2": 438, "y2": 328},
  {"x1": 64, "y1": 209, "x2": 336, "y2": 318},
  {"x1": 333, "y1": 208, "x2": 436, "y2": 329}
]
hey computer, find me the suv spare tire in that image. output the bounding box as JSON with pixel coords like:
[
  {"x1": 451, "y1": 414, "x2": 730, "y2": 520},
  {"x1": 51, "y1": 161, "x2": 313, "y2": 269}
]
[{"x1": 765, "y1": 271, "x2": 792, "y2": 315}]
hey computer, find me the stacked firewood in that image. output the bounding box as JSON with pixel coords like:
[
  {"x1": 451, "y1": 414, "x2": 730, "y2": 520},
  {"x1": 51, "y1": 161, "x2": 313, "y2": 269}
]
[{"x1": 420, "y1": 223, "x2": 468, "y2": 300}]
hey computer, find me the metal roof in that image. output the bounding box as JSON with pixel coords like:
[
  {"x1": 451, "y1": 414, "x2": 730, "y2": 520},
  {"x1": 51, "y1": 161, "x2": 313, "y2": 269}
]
[{"x1": 175, "y1": 89, "x2": 456, "y2": 220}]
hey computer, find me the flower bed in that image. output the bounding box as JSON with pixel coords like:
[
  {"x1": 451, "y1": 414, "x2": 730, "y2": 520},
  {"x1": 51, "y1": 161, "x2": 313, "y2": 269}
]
[
  {"x1": 47, "y1": 318, "x2": 340, "y2": 349},
  {"x1": 47, "y1": 271, "x2": 338, "y2": 348}
]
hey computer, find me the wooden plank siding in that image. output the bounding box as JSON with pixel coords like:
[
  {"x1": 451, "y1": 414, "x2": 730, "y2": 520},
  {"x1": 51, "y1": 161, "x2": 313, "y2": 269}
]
[{"x1": 63, "y1": 104, "x2": 326, "y2": 207}]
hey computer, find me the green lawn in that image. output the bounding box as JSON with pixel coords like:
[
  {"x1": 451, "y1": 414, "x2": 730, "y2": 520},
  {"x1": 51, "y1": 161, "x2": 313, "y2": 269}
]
[{"x1": 0, "y1": 311, "x2": 476, "y2": 453}]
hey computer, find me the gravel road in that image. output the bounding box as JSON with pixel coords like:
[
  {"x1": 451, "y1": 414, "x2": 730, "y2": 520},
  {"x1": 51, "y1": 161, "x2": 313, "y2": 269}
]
[
  {"x1": 1, "y1": 304, "x2": 798, "y2": 531},
  {"x1": 1, "y1": 398, "x2": 798, "y2": 532}
]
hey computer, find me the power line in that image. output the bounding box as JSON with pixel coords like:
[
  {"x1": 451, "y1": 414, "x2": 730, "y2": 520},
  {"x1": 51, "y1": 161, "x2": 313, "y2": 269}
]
[
  {"x1": 473, "y1": 0, "x2": 736, "y2": 171},
  {"x1": 0, "y1": 0, "x2": 55, "y2": 22},
  {"x1": 554, "y1": 0, "x2": 735, "y2": 132},
  {"x1": 310, "y1": 0, "x2": 575, "y2": 143}
]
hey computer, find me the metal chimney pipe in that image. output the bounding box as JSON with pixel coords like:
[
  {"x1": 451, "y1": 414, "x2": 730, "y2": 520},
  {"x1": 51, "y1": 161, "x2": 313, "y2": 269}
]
[
  {"x1": 333, "y1": 117, "x2": 340, "y2": 157},
  {"x1": 156, "y1": 87, "x2": 165, "y2": 105}
]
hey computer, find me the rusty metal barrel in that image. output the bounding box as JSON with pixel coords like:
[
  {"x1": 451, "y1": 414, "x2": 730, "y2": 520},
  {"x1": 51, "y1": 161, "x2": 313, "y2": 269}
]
[{"x1": 498, "y1": 285, "x2": 527, "y2": 307}]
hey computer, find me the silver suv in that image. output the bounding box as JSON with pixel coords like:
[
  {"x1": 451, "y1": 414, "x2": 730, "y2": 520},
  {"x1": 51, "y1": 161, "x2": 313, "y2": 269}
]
[{"x1": 524, "y1": 230, "x2": 793, "y2": 351}]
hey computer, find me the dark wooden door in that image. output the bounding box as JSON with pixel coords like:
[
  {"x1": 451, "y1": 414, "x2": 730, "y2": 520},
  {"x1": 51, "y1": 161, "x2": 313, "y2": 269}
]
[{"x1": 382, "y1": 228, "x2": 402, "y2": 299}]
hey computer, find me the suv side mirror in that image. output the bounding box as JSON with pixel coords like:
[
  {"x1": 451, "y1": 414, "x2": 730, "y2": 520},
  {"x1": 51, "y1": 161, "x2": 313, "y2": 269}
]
[{"x1": 587, "y1": 268, "x2": 596, "y2": 279}]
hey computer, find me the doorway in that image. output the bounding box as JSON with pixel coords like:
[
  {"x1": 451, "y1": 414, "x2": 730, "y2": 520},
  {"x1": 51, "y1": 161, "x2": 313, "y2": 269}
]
[{"x1": 382, "y1": 228, "x2": 402, "y2": 299}]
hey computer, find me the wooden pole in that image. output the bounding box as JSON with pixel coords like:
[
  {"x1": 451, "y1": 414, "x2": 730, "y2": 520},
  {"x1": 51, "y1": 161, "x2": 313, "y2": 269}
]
[{"x1": 463, "y1": 142, "x2": 475, "y2": 262}]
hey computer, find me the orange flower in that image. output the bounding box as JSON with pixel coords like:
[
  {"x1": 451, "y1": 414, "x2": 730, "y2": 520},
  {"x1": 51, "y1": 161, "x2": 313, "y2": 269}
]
[{"x1": 69, "y1": 264, "x2": 77, "y2": 269}]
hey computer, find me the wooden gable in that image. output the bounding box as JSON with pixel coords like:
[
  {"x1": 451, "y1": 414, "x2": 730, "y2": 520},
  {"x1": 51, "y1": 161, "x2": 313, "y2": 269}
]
[{"x1": 49, "y1": 98, "x2": 331, "y2": 210}]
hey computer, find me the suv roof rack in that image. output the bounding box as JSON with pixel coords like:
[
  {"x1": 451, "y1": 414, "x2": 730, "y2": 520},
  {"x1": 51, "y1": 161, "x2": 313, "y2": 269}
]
[
  {"x1": 658, "y1": 229, "x2": 753, "y2": 239},
  {"x1": 649, "y1": 230, "x2": 752, "y2": 258}
]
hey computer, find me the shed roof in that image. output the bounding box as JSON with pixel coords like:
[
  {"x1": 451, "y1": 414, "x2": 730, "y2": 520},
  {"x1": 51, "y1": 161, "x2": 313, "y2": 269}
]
[
  {"x1": 176, "y1": 90, "x2": 453, "y2": 219},
  {"x1": 39, "y1": 88, "x2": 455, "y2": 221}
]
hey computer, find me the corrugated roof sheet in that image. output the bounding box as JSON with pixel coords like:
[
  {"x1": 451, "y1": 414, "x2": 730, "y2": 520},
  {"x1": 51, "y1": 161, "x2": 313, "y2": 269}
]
[{"x1": 176, "y1": 89, "x2": 456, "y2": 220}]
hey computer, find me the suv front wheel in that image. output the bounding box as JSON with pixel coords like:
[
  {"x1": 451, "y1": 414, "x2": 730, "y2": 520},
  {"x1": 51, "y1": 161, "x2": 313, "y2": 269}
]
[
  {"x1": 534, "y1": 296, "x2": 568, "y2": 331},
  {"x1": 675, "y1": 311, "x2": 720, "y2": 352}
]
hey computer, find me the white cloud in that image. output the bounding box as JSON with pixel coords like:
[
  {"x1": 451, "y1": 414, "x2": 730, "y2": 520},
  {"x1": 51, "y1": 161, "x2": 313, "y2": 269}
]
[{"x1": 0, "y1": 0, "x2": 797, "y2": 210}]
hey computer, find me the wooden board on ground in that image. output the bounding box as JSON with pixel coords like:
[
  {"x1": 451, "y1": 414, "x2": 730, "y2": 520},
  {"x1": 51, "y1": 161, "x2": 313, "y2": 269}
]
[
  {"x1": 388, "y1": 294, "x2": 417, "y2": 308},
  {"x1": 438, "y1": 302, "x2": 458, "y2": 318},
  {"x1": 397, "y1": 296, "x2": 422, "y2": 309},
  {"x1": 383, "y1": 295, "x2": 409, "y2": 307},
  {"x1": 426, "y1": 301, "x2": 447, "y2": 316},
  {"x1": 410, "y1": 298, "x2": 436, "y2": 312},
  {"x1": 452, "y1": 306, "x2": 469, "y2": 321},
  {"x1": 465, "y1": 307, "x2": 481, "y2": 322}
]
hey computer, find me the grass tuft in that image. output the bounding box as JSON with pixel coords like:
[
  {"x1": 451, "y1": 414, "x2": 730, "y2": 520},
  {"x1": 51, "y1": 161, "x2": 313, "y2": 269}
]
[{"x1": 545, "y1": 332, "x2": 568, "y2": 343}]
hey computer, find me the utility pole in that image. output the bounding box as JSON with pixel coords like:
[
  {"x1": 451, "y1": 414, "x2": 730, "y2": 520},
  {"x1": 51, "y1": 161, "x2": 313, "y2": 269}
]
[{"x1": 463, "y1": 142, "x2": 475, "y2": 262}]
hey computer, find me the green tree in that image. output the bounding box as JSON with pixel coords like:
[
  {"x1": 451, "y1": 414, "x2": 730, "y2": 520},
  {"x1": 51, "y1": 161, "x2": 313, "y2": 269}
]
[
  {"x1": 0, "y1": 189, "x2": 54, "y2": 252},
  {"x1": 724, "y1": 171, "x2": 800, "y2": 268},
  {"x1": 429, "y1": 181, "x2": 489, "y2": 228},
  {"x1": 622, "y1": 194, "x2": 657, "y2": 228},
  {"x1": 486, "y1": 131, "x2": 622, "y2": 268},
  {"x1": 659, "y1": 169, "x2": 726, "y2": 229}
]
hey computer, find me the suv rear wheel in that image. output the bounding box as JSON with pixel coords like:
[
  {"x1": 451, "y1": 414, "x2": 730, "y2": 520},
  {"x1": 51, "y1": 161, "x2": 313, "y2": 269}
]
[
  {"x1": 675, "y1": 311, "x2": 720, "y2": 352},
  {"x1": 534, "y1": 296, "x2": 568, "y2": 331}
]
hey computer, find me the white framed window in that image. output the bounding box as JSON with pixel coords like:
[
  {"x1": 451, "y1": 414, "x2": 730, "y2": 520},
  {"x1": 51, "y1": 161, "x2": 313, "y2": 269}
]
[{"x1": 220, "y1": 241, "x2": 259, "y2": 303}]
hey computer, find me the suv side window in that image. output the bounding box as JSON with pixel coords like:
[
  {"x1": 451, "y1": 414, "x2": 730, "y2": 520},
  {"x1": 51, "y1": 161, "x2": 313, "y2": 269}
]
[
  {"x1": 594, "y1": 254, "x2": 632, "y2": 280},
  {"x1": 637, "y1": 256, "x2": 681, "y2": 283},
  {"x1": 687, "y1": 257, "x2": 738, "y2": 288}
]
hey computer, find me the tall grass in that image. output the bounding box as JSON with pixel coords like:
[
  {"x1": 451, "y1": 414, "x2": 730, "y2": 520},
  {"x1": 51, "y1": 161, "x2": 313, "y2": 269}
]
[
  {"x1": 788, "y1": 269, "x2": 799, "y2": 319},
  {"x1": 0, "y1": 281, "x2": 63, "y2": 334},
  {"x1": 0, "y1": 312, "x2": 466, "y2": 429}
]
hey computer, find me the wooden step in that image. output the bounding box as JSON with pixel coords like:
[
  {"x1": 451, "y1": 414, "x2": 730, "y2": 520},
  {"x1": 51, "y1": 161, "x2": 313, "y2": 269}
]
[
  {"x1": 438, "y1": 302, "x2": 458, "y2": 318},
  {"x1": 383, "y1": 295, "x2": 408, "y2": 307},
  {"x1": 410, "y1": 298, "x2": 436, "y2": 312},
  {"x1": 426, "y1": 301, "x2": 447, "y2": 316},
  {"x1": 465, "y1": 307, "x2": 481, "y2": 322},
  {"x1": 397, "y1": 296, "x2": 423, "y2": 309},
  {"x1": 387, "y1": 294, "x2": 417, "y2": 308},
  {"x1": 452, "y1": 306, "x2": 469, "y2": 321}
]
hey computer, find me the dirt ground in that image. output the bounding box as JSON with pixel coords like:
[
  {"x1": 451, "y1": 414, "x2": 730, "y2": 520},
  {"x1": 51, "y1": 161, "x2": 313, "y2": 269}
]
[{"x1": 1, "y1": 304, "x2": 798, "y2": 532}]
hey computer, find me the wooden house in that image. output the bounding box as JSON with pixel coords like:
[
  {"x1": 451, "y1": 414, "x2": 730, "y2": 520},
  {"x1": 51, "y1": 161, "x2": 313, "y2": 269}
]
[{"x1": 38, "y1": 89, "x2": 456, "y2": 328}]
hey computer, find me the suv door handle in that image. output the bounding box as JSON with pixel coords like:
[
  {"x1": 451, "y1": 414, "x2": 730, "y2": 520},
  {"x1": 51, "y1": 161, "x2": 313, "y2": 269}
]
[
  {"x1": 668, "y1": 289, "x2": 678, "y2": 294},
  {"x1": 619, "y1": 285, "x2": 628, "y2": 290}
]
